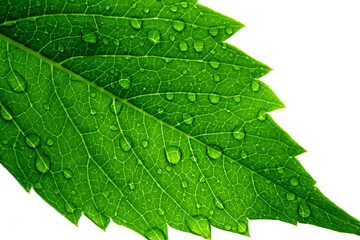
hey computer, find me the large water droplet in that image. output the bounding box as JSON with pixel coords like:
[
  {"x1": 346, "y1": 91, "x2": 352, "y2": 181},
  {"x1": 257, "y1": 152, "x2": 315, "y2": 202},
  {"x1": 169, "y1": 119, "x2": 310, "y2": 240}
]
[
  {"x1": 172, "y1": 20, "x2": 185, "y2": 32},
  {"x1": 7, "y1": 70, "x2": 27, "y2": 93},
  {"x1": 1, "y1": 106, "x2": 13, "y2": 121},
  {"x1": 209, "y1": 28, "x2": 219, "y2": 37},
  {"x1": 35, "y1": 153, "x2": 50, "y2": 174},
  {"x1": 289, "y1": 177, "x2": 299, "y2": 187},
  {"x1": 130, "y1": 19, "x2": 142, "y2": 30},
  {"x1": 109, "y1": 100, "x2": 123, "y2": 115},
  {"x1": 188, "y1": 93, "x2": 196, "y2": 102},
  {"x1": 81, "y1": 29, "x2": 98, "y2": 44},
  {"x1": 119, "y1": 135, "x2": 133, "y2": 152},
  {"x1": 165, "y1": 146, "x2": 182, "y2": 165},
  {"x1": 25, "y1": 134, "x2": 41, "y2": 149},
  {"x1": 232, "y1": 126, "x2": 245, "y2": 140},
  {"x1": 214, "y1": 197, "x2": 224, "y2": 209},
  {"x1": 208, "y1": 94, "x2": 220, "y2": 104},
  {"x1": 257, "y1": 108, "x2": 267, "y2": 122},
  {"x1": 209, "y1": 59, "x2": 220, "y2": 69},
  {"x1": 251, "y1": 80, "x2": 260, "y2": 92},
  {"x1": 118, "y1": 72, "x2": 132, "y2": 90},
  {"x1": 207, "y1": 146, "x2": 222, "y2": 160},
  {"x1": 194, "y1": 40, "x2": 204, "y2": 53},
  {"x1": 63, "y1": 169, "x2": 72, "y2": 179},
  {"x1": 183, "y1": 113, "x2": 194, "y2": 126},
  {"x1": 145, "y1": 228, "x2": 166, "y2": 240},
  {"x1": 237, "y1": 221, "x2": 247, "y2": 234},
  {"x1": 298, "y1": 201, "x2": 311, "y2": 218},
  {"x1": 186, "y1": 216, "x2": 211, "y2": 239},
  {"x1": 148, "y1": 30, "x2": 161, "y2": 44}
]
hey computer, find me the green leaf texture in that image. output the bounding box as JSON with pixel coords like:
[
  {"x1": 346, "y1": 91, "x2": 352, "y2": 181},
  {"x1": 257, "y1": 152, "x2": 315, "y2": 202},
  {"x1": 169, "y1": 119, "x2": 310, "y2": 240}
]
[{"x1": 0, "y1": 0, "x2": 359, "y2": 239}]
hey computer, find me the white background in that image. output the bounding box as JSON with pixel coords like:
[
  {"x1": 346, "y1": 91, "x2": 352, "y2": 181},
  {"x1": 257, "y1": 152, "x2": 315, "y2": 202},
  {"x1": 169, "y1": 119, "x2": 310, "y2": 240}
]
[{"x1": 1, "y1": 0, "x2": 360, "y2": 239}]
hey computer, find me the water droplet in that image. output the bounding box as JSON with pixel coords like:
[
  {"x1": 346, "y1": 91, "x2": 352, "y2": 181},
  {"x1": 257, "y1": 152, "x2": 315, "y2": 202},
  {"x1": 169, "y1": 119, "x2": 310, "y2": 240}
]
[
  {"x1": 207, "y1": 146, "x2": 221, "y2": 160},
  {"x1": 110, "y1": 125, "x2": 119, "y2": 131},
  {"x1": 232, "y1": 126, "x2": 245, "y2": 140},
  {"x1": 81, "y1": 29, "x2": 98, "y2": 44},
  {"x1": 277, "y1": 167, "x2": 284, "y2": 174},
  {"x1": 102, "y1": 37, "x2": 109, "y2": 45},
  {"x1": 257, "y1": 108, "x2": 267, "y2": 122},
  {"x1": 129, "y1": 181, "x2": 135, "y2": 190},
  {"x1": 63, "y1": 169, "x2": 72, "y2": 179},
  {"x1": 118, "y1": 72, "x2": 132, "y2": 90},
  {"x1": 186, "y1": 216, "x2": 211, "y2": 239},
  {"x1": 166, "y1": 166, "x2": 172, "y2": 172},
  {"x1": 213, "y1": 74, "x2": 221, "y2": 82},
  {"x1": 113, "y1": 39, "x2": 120, "y2": 46},
  {"x1": 35, "y1": 153, "x2": 50, "y2": 174},
  {"x1": 181, "y1": 180, "x2": 188, "y2": 188},
  {"x1": 109, "y1": 100, "x2": 123, "y2": 115},
  {"x1": 119, "y1": 135, "x2": 133, "y2": 152},
  {"x1": 57, "y1": 44, "x2": 65, "y2": 53},
  {"x1": 180, "y1": 2, "x2": 188, "y2": 8},
  {"x1": 157, "y1": 107, "x2": 164, "y2": 114},
  {"x1": 237, "y1": 221, "x2": 247, "y2": 234},
  {"x1": 199, "y1": 175, "x2": 205, "y2": 183},
  {"x1": 251, "y1": 80, "x2": 260, "y2": 92},
  {"x1": 53, "y1": 189, "x2": 60, "y2": 195},
  {"x1": 186, "y1": 93, "x2": 196, "y2": 102},
  {"x1": 214, "y1": 197, "x2": 224, "y2": 209},
  {"x1": 157, "y1": 168, "x2": 163, "y2": 175},
  {"x1": 191, "y1": 156, "x2": 198, "y2": 163},
  {"x1": 209, "y1": 28, "x2": 219, "y2": 37},
  {"x1": 25, "y1": 134, "x2": 41, "y2": 149},
  {"x1": 225, "y1": 27, "x2": 233, "y2": 35},
  {"x1": 241, "y1": 150, "x2": 248, "y2": 159},
  {"x1": 147, "y1": 30, "x2": 161, "y2": 44},
  {"x1": 90, "y1": 92, "x2": 96, "y2": 98},
  {"x1": 178, "y1": 41, "x2": 188, "y2": 52},
  {"x1": 172, "y1": 20, "x2": 185, "y2": 32},
  {"x1": 158, "y1": 207, "x2": 165, "y2": 216},
  {"x1": 143, "y1": 7, "x2": 150, "y2": 14},
  {"x1": 165, "y1": 92, "x2": 175, "y2": 101},
  {"x1": 7, "y1": 70, "x2": 27, "y2": 93},
  {"x1": 90, "y1": 108, "x2": 97, "y2": 116},
  {"x1": 183, "y1": 113, "x2": 194, "y2": 126},
  {"x1": 224, "y1": 224, "x2": 232, "y2": 231},
  {"x1": 209, "y1": 59, "x2": 220, "y2": 69},
  {"x1": 289, "y1": 177, "x2": 299, "y2": 187},
  {"x1": 141, "y1": 139, "x2": 149, "y2": 148},
  {"x1": 298, "y1": 201, "x2": 311, "y2": 218},
  {"x1": 192, "y1": 40, "x2": 205, "y2": 53},
  {"x1": 170, "y1": 5, "x2": 179, "y2": 12},
  {"x1": 208, "y1": 94, "x2": 220, "y2": 104},
  {"x1": 130, "y1": 19, "x2": 142, "y2": 30},
  {"x1": 35, "y1": 0, "x2": 42, "y2": 7},
  {"x1": 105, "y1": 5, "x2": 111, "y2": 11},
  {"x1": 1, "y1": 106, "x2": 13, "y2": 121},
  {"x1": 46, "y1": 138, "x2": 54, "y2": 146},
  {"x1": 145, "y1": 228, "x2": 166, "y2": 240},
  {"x1": 286, "y1": 192, "x2": 296, "y2": 201},
  {"x1": 233, "y1": 96, "x2": 241, "y2": 103},
  {"x1": 165, "y1": 146, "x2": 182, "y2": 165},
  {"x1": 65, "y1": 203, "x2": 75, "y2": 213}
]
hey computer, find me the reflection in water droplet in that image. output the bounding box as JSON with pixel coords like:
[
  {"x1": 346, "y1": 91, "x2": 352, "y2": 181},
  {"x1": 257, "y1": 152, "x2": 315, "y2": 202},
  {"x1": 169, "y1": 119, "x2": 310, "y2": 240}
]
[
  {"x1": 165, "y1": 92, "x2": 175, "y2": 101},
  {"x1": 145, "y1": 228, "x2": 166, "y2": 240},
  {"x1": 209, "y1": 59, "x2": 220, "y2": 69},
  {"x1": 208, "y1": 94, "x2": 220, "y2": 104},
  {"x1": 172, "y1": 20, "x2": 185, "y2": 32},
  {"x1": 183, "y1": 113, "x2": 194, "y2": 126},
  {"x1": 63, "y1": 169, "x2": 72, "y2": 179},
  {"x1": 36, "y1": 153, "x2": 50, "y2": 174},
  {"x1": 207, "y1": 146, "x2": 221, "y2": 160},
  {"x1": 188, "y1": 93, "x2": 196, "y2": 102},
  {"x1": 237, "y1": 221, "x2": 247, "y2": 234},
  {"x1": 165, "y1": 146, "x2": 182, "y2": 165},
  {"x1": 186, "y1": 216, "x2": 211, "y2": 239},
  {"x1": 1, "y1": 106, "x2": 13, "y2": 121},
  {"x1": 148, "y1": 30, "x2": 161, "y2": 44},
  {"x1": 130, "y1": 19, "x2": 142, "y2": 30},
  {"x1": 81, "y1": 29, "x2": 98, "y2": 44},
  {"x1": 109, "y1": 100, "x2": 123, "y2": 115},
  {"x1": 298, "y1": 201, "x2": 311, "y2": 218},
  {"x1": 289, "y1": 177, "x2": 299, "y2": 187},
  {"x1": 209, "y1": 28, "x2": 219, "y2": 37},
  {"x1": 232, "y1": 126, "x2": 245, "y2": 140},
  {"x1": 7, "y1": 70, "x2": 27, "y2": 93},
  {"x1": 25, "y1": 134, "x2": 41, "y2": 149},
  {"x1": 257, "y1": 109, "x2": 267, "y2": 122},
  {"x1": 119, "y1": 135, "x2": 133, "y2": 152},
  {"x1": 194, "y1": 40, "x2": 204, "y2": 53}
]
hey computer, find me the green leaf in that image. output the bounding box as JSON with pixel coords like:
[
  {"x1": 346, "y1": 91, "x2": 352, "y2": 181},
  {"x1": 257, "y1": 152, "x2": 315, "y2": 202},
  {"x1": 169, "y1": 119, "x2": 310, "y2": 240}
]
[{"x1": 0, "y1": 0, "x2": 359, "y2": 239}]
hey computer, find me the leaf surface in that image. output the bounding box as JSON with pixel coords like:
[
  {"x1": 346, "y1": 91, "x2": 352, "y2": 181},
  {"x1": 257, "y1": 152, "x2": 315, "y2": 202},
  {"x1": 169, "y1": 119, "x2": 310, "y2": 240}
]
[{"x1": 0, "y1": 0, "x2": 359, "y2": 239}]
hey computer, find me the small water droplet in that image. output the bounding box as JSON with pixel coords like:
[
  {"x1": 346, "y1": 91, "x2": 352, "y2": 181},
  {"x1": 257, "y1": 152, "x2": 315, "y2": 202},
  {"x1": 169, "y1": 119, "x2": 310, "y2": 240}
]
[
  {"x1": 257, "y1": 108, "x2": 267, "y2": 122},
  {"x1": 119, "y1": 135, "x2": 133, "y2": 152},
  {"x1": 209, "y1": 59, "x2": 220, "y2": 69},
  {"x1": 81, "y1": 29, "x2": 98, "y2": 44},
  {"x1": 130, "y1": 19, "x2": 142, "y2": 30},
  {"x1": 232, "y1": 126, "x2": 245, "y2": 140},
  {"x1": 1, "y1": 106, "x2": 13, "y2": 121},
  {"x1": 35, "y1": 153, "x2": 50, "y2": 174},
  {"x1": 113, "y1": 39, "x2": 120, "y2": 46},
  {"x1": 172, "y1": 20, "x2": 185, "y2": 32},
  {"x1": 105, "y1": 5, "x2": 111, "y2": 11},
  {"x1": 35, "y1": 0, "x2": 42, "y2": 7},
  {"x1": 170, "y1": 5, "x2": 178, "y2": 12},
  {"x1": 7, "y1": 70, "x2": 27, "y2": 93},
  {"x1": 57, "y1": 44, "x2": 65, "y2": 53},
  {"x1": 213, "y1": 74, "x2": 221, "y2": 82},
  {"x1": 181, "y1": 180, "x2": 188, "y2": 188},
  {"x1": 208, "y1": 94, "x2": 220, "y2": 104},
  {"x1": 233, "y1": 96, "x2": 241, "y2": 103},
  {"x1": 251, "y1": 80, "x2": 260, "y2": 92},
  {"x1": 209, "y1": 28, "x2": 219, "y2": 37},
  {"x1": 143, "y1": 7, "x2": 150, "y2": 14},
  {"x1": 207, "y1": 146, "x2": 221, "y2": 160},
  {"x1": 165, "y1": 146, "x2": 182, "y2": 165},
  {"x1": 25, "y1": 134, "x2": 41, "y2": 149},
  {"x1": 109, "y1": 100, "x2": 123, "y2": 115},
  {"x1": 241, "y1": 150, "x2": 248, "y2": 159},
  {"x1": 90, "y1": 108, "x2": 97, "y2": 116},
  {"x1": 224, "y1": 224, "x2": 232, "y2": 231},
  {"x1": 166, "y1": 165, "x2": 172, "y2": 172},
  {"x1": 298, "y1": 201, "x2": 311, "y2": 218},
  {"x1": 214, "y1": 197, "x2": 224, "y2": 209},
  {"x1": 141, "y1": 139, "x2": 149, "y2": 148},
  {"x1": 118, "y1": 72, "x2": 132, "y2": 90},
  {"x1": 225, "y1": 27, "x2": 233, "y2": 35},
  {"x1": 157, "y1": 168, "x2": 163, "y2": 175},
  {"x1": 63, "y1": 169, "x2": 72, "y2": 179},
  {"x1": 277, "y1": 167, "x2": 284, "y2": 174},
  {"x1": 186, "y1": 216, "x2": 211, "y2": 239},
  {"x1": 183, "y1": 113, "x2": 194, "y2": 126},
  {"x1": 65, "y1": 203, "x2": 75, "y2": 213},
  {"x1": 110, "y1": 125, "x2": 119, "y2": 131},
  {"x1": 286, "y1": 192, "x2": 296, "y2": 201},
  {"x1": 158, "y1": 207, "x2": 165, "y2": 216},
  {"x1": 199, "y1": 175, "x2": 205, "y2": 183},
  {"x1": 129, "y1": 181, "x2": 135, "y2": 190},
  {"x1": 191, "y1": 156, "x2": 198, "y2": 163},
  {"x1": 90, "y1": 92, "x2": 96, "y2": 98},
  {"x1": 145, "y1": 228, "x2": 166, "y2": 240},
  {"x1": 165, "y1": 92, "x2": 175, "y2": 101},
  {"x1": 147, "y1": 30, "x2": 161, "y2": 44},
  {"x1": 102, "y1": 37, "x2": 109, "y2": 45},
  {"x1": 157, "y1": 107, "x2": 164, "y2": 114},
  {"x1": 46, "y1": 138, "x2": 54, "y2": 146},
  {"x1": 187, "y1": 93, "x2": 196, "y2": 102},
  {"x1": 180, "y1": 2, "x2": 188, "y2": 8},
  {"x1": 237, "y1": 221, "x2": 247, "y2": 234},
  {"x1": 179, "y1": 41, "x2": 188, "y2": 52},
  {"x1": 289, "y1": 177, "x2": 299, "y2": 187},
  {"x1": 53, "y1": 189, "x2": 60, "y2": 195}
]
